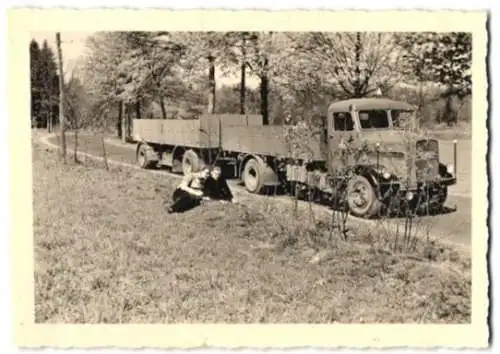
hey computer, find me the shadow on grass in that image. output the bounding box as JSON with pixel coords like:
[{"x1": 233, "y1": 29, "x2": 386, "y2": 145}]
[
  {"x1": 383, "y1": 205, "x2": 457, "y2": 219},
  {"x1": 232, "y1": 179, "x2": 458, "y2": 220}
]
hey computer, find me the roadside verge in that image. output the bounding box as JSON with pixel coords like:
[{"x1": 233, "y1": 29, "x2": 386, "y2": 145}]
[{"x1": 37, "y1": 132, "x2": 470, "y2": 251}]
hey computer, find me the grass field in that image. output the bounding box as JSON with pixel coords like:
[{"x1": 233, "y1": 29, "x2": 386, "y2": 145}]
[{"x1": 33, "y1": 139, "x2": 471, "y2": 324}]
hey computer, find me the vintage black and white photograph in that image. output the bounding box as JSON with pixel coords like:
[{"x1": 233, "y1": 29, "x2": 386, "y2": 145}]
[{"x1": 9, "y1": 8, "x2": 489, "y2": 348}]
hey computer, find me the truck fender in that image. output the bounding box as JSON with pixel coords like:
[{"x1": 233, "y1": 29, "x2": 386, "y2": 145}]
[
  {"x1": 240, "y1": 155, "x2": 280, "y2": 187},
  {"x1": 171, "y1": 146, "x2": 185, "y2": 164},
  {"x1": 352, "y1": 165, "x2": 383, "y2": 198},
  {"x1": 438, "y1": 162, "x2": 453, "y2": 178}
]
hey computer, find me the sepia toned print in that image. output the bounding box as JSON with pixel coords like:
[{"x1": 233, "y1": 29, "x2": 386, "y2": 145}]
[{"x1": 9, "y1": 9, "x2": 488, "y2": 348}]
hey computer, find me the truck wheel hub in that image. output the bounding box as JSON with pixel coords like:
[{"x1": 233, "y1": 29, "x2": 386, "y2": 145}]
[
  {"x1": 351, "y1": 184, "x2": 369, "y2": 207},
  {"x1": 246, "y1": 168, "x2": 257, "y2": 188}
]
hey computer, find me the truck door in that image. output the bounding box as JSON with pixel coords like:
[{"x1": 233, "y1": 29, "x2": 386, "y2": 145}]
[{"x1": 328, "y1": 110, "x2": 358, "y2": 174}]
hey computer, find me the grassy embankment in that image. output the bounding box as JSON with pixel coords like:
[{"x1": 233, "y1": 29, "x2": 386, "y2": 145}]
[{"x1": 33, "y1": 138, "x2": 471, "y2": 324}]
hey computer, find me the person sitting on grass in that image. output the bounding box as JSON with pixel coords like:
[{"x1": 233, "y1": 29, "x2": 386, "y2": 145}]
[
  {"x1": 203, "y1": 165, "x2": 237, "y2": 204},
  {"x1": 167, "y1": 167, "x2": 210, "y2": 213}
]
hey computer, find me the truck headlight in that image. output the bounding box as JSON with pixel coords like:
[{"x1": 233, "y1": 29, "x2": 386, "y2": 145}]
[
  {"x1": 375, "y1": 166, "x2": 392, "y2": 180},
  {"x1": 446, "y1": 164, "x2": 454, "y2": 174}
]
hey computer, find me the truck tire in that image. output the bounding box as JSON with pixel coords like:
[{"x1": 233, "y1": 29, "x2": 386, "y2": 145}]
[
  {"x1": 182, "y1": 149, "x2": 204, "y2": 175},
  {"x1": 137, "y1": 143, "x2": 156, "y2": 169},
  {"x1": 429, "y1": 186, "x2": 448, "y2": 212},
  {"x1": 346, "y1": 175, "x2": 383, "y2": 218},
  {"x1": 242, "y1": 158, "x2": 264, "y2": 194},
  {"x1": 437, "y1": 186, "x2": 448, "y2": 205}
]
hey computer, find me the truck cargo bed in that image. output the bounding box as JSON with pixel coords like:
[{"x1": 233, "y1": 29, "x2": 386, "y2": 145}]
[
  {"x1": 222, "y1": 125, "x2": 324, "y2": 160},
  {"x1": 132, "y1": 114, "x2": 324, "y2": 160},
  {"x1": 132, "y1": 114, "x2": 263, "y2": 149}
]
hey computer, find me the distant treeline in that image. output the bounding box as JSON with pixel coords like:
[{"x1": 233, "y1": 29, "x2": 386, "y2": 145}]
[
  {"x1": 30, "y1": 32, "x2": 472, "y2": 136},
  {"x1": 30, "y1": 39, "x2": 60, "y2": 130}
]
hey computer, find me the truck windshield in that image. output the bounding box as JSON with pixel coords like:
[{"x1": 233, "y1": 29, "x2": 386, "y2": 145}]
[
  {"x1": 358, "y1": 110, "x2": 390, "y2": 129},
  {"x1": 391, "y1": 110, "x2": 414, "y2": 130}
]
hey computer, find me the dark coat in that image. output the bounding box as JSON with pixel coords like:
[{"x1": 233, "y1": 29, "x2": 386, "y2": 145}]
[{"x1": 203, "y1": 176, "x2": 234, "y2": 201}]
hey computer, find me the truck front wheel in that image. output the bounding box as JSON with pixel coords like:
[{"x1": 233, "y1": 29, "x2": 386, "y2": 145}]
[
  {"x1": 428, "y1": 186, "x2": 448, "y2": 213},
  {"x1": 346, "y1": 175, "x2": 383, "y2": 218}
]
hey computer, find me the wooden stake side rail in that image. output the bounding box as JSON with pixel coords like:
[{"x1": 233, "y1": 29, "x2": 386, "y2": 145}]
[{"x1": 132, "y1": 114, "x2": 323, "y2": 160}]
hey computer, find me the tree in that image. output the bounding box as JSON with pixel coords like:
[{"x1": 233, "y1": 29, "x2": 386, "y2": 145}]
[
  {"x1": 83, "y1": 31, "x2": 194, "y2": 141},
  {"x1": 64, "y1": 69, "x2": 89, "y2": 162},
  {"x1": 214, "y1": 84, "x2": 260, "y2": 114},
  {"x1": 397, "y1": 32, "x2": 472, "y2": 96},
  {"x1": 30, "y1": 39, "x2": 42, "y2": 127},
  {"x1": 81, "y1": 32, "x2": 131, "y2": 138},
  {"x1": 30, "y1": 39, "x2": 59, "y2": 130},
  {"x1": 396, "y1": 32, "x2": 472, "y2": 124},
  {"x1": 245, "y1": 32, "x2": 275, "y2": 125},
  {"x1": 218, "y1": 31, "x2": 256, "y2": 115},
  {"x1": 81, "y1": 32, "x2": 128, "y2": 167},
  {"x1": 116, "y1": 32, "x2": 188, "y2": 122},
  {"x1": 290, "y1": 32, "x2": 404, "y2": 99},
  {"x1": 239, "y1": 32, "x2": 248, "y2": 114},
  {"x1": 40, "y1": 40, "x2": 60, "y2": 131},
  {"x1": 176, "y1": 32, "x2": 240, "y2": 114},
  {"x1": 269, "y1": 33, "x2": 328, "y2": 122}
]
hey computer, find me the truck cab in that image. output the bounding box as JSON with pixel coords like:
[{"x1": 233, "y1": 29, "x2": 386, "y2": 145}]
[{"x1": 326, "y1": 98, "x2": 457, "y2": 217}]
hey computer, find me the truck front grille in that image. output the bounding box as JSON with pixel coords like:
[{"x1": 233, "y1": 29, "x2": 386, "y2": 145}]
[
  {"x1": 415, "y1": 158, "x2": 439, "y2": 181},
  {"x1": 415, "y1": 139, "x2": 440, "y2": 181}
]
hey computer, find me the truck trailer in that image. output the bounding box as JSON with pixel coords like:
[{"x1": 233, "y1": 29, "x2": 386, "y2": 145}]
[{"x1": 132, "y1": 98, "x2": 457, "y2": 218}]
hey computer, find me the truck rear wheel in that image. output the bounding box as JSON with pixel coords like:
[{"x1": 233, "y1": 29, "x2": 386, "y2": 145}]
[
  {"x1": 346, "y1": 175, "x2": 383, "y2": 218},
  {"x1": 243, "y1": 158, "x2": 264, "y2": 194},
  {"x1": 182, "y1": 149, "x2": 204, "y2": 175},
  {"x1": 137, "y1": 143, "x2": 156, "y2": 169}
]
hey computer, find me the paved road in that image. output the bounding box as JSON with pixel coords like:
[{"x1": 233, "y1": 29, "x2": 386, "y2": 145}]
[{"x1": 45, "y1": 134, "x2": 472, "y2": 246}]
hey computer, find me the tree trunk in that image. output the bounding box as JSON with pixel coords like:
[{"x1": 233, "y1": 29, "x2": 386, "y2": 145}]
[
  {"x1": 74, "y1": 113, "x2": 79, "y2": 163},
  {"x1": 126, "y1": 103, "x2": 132, "y2": 139},
  {"x1": 121, "y1": 101, "x2": 126, "y2": 143},
  {"x1": 101, "y1": 136, "x2": 109, "y2": 171},
  {"x1": 55, "y1": 33, "x2": 66, "y2": 163},
  {"x1": 136, "y1": 100, "x2": 141, "y2": 119},
  {"x1": 117, "y1": 100, "x2": 123, "y2": 138},
  {"x1": 260, "y1": 56, "x2": 269, "y2": 125},
  {"x1": 444, "y1": 93, "x2": 455, "y2": 126},
  {"x1": 240, "y1": 36, "x2": 246, "y2": 115},
  {"x1": 207, "y1": 55, "x2": 216, "y2": 114},
  {"x1": 159, "y1": 97, "x2": 167, "y2": 119},
  {"x1": 354, "y1": 32, "x2": 362, "y2": 98},
  {"x1": 48, "y1": 112, "x2": 52, "y2": 133},
  {"x1": 416, "y1": 83, "x2": 425, "y2": 128}
]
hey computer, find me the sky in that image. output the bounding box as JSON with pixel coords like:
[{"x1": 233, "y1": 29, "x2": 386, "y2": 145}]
[
  {"x1": 31, "y1": 31, "x2": 91, "y2": 80},
  {"x1": 30, "y1": 31, "x2": 259, "y2": 88}
]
